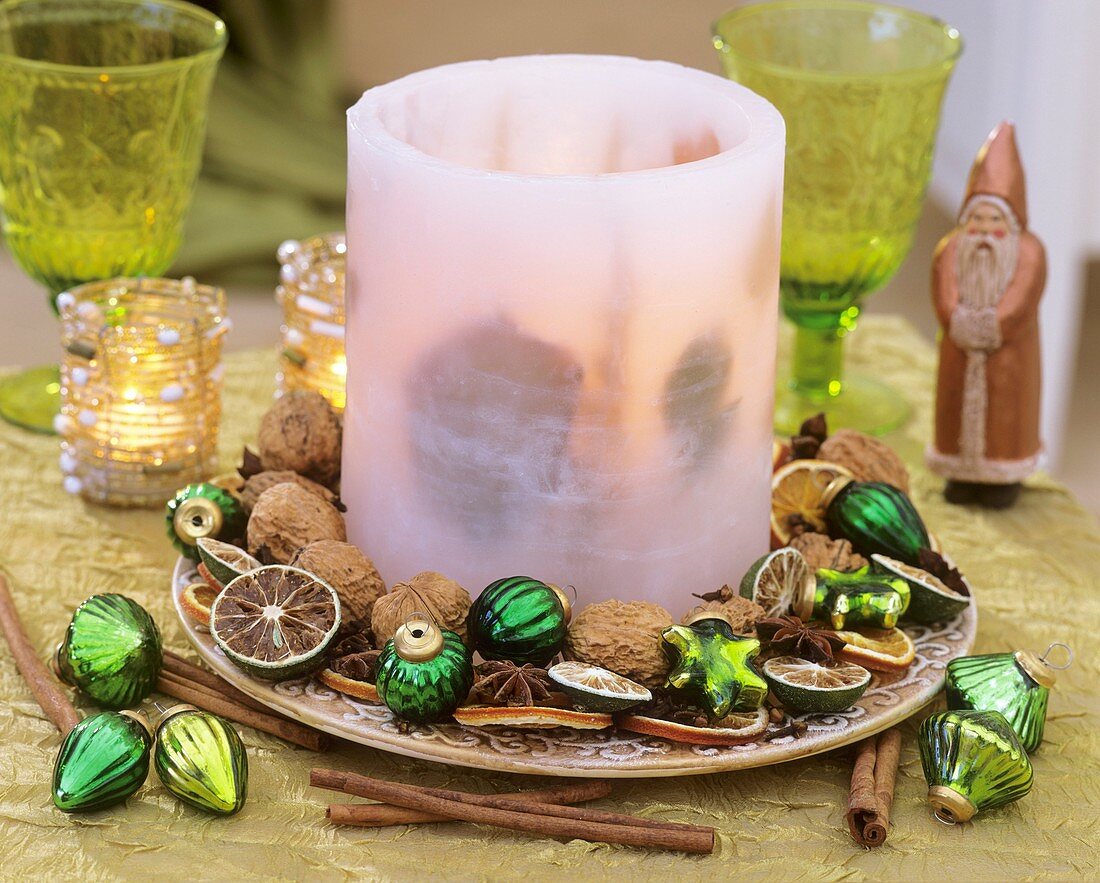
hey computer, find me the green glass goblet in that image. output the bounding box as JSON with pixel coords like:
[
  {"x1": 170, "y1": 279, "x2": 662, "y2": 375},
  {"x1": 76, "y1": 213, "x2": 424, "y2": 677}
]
[
  {"x1": 714, "y1": 0, "x2": 961, "y2": 434},
  {"x1": 0, "y1": 0, "x2": 226, "y2": 432}
]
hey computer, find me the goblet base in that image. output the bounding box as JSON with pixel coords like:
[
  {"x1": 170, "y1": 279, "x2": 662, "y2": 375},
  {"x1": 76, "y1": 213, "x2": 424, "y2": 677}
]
[
  {"x1": 0, "y1": 364, "x2": 60, "y2": 434},
  {"x1": 774, "y1": 373, "x2": 910, "y2": 437}
]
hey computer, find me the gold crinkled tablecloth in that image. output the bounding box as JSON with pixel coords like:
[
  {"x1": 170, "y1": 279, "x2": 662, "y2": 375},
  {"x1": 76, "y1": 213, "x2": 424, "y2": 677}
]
[{"x1": 0, "y1": 315, "x2": 1097, "y2": 881}]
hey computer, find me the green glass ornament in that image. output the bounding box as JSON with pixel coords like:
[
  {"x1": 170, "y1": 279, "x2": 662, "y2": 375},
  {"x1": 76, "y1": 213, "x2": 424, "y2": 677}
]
[
  {"x1": 919, "y1": 709, "x2": 1033, "y2": 824},
  {"x1": 466, "y1": 576, "x2": 571, "y2": 667},
  {"x1": 813, "y1": 567, "x2": 909, "y2": 629},
  {"x1": 660, "y1": 613, "x2": 768, "y2": 722},
  {"x1": 165, "y1": 483, "x2": 246, "y2": 561},
  {"x1": 376, "y1": 616, "x2": 474, "y2": 724},
  {"x1": 52, "y1": 711, "x2": 152, "y2": 813},
  {"x1": 824, "y1": 478, "x2": 930, "y2": 566},
  {"x1": 55, "y1": 594, "x2": 162, "y2": 710},
  {"x1": 154, "y1": 706, "x2": 248, "y2": 816},
  {"x1": 946, "y1": 643, "x2": 1072, "y2": 754}
]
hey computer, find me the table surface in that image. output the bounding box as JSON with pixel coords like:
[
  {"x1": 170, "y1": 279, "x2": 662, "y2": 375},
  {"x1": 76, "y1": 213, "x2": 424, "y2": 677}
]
[{"x1": 1, "y1": 316, "x2": 1097, "y2": 882}]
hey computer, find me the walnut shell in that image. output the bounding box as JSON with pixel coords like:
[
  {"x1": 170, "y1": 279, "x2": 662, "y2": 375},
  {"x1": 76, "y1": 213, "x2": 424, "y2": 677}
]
[
  {"x1": 240, "y1": 470, "x2": 340, "y2": 513},
  {"x1": 257, "y1": 391, "x2": 342, "y2": 487},
  {"x1": 370, "y1": 571, "x2": 472, "y2": 645},
  {"x1": 681, "y1": 595, "x2": 765, "y2": 634},
  {"x1": 563, "y1": 600, "x2": 673, "y2": 688},
  {"x1": 788, "y1": 532, "x2": 869, "y2": 573},
  {"x1": 818, "y1": 429, "x2": 909, "y2": 493},
  {"x1": 246, "y1": 482, "x2": 346, "y2": 564},
  {"x1": 291, "y1": 540, "x2": 385, "y2": 624}
]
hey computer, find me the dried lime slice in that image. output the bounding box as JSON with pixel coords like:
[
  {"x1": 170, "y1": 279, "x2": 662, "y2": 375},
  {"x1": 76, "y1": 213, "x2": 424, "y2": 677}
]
[
  {"x1": 196, "y1": 538, "x2": 261, "y2": 589},
  {"x1": 210, "y1": 565, "x2": 341, "y2": 680},
  {"x1": 871, "y1": 554, "x2": 970, "y2": 624},
  {"x1": 762, "y1": 655, "x2": 871, "y2": 714},
  {"x1": 547, "y1": 661, "x2": 652, "y2": 712},
  {"x1": 739, "y1": 548, "x2": 814, "y2": 619}
]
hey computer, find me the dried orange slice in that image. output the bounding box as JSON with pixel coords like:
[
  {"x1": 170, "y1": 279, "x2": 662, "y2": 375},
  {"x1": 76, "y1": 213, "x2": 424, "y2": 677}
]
[
  {"x1": 832, "y1": 627, "x2": 916, "y2": 672},
  {"x1": 318, "y1": 668, "x2": 380, "y2": 704},
  {"x1": 453, "y1": 705, "x2": 613, "y2": 730},
  {"x1": 771, "y1": 459, "x2": 853, "y2": 545},
  {"x1": 617, "y1": 706, "x2": 769, "y2": 745},
  {"x1": 180, "y1": 581, "x2": 219, "y2": 627}
]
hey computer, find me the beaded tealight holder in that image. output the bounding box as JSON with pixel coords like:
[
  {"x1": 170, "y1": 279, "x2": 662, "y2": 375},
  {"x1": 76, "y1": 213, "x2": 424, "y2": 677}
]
[
  {"x1": 275, "y1": 233, "x2": 346, "y2": 410},
  {"x1": 56, "y1": 277, "x2": 230, "y2": 507}
]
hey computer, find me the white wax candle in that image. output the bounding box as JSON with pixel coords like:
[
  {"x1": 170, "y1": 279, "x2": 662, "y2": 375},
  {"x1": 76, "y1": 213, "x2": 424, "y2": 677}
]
[{"x1": 344, "y1": 55, "x2": 784, "y2": 614}]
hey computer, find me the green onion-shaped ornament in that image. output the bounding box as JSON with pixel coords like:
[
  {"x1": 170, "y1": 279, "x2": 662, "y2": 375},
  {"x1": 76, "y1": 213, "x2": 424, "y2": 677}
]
[
  {"x1": 660, "y1": 612, "x2": 768, "y2": 722},
  {"x1": 55, "y1": 594, "x2": 162, "y2": 710},
  {"x1": 52, "y1": 711, "x2": 152, "y2": 812},
  {"x1": 812, "y1": 567, "x2": 909, "y2": 629},
  {"x1": 918, "y1": 709, "x2": 1033, "y2": 824},
  {"x1": 823, "y1": 478, "x2": 930, "y2": 566},
  {"x1": 466, "y1": 576, "x2": 571, "y2": 666},
  {"x1": 154, "y1": 705, "x2": 248, "y2": 816},
  {"x1": 945, "y1": 643, "x2": 1072, "y2": 753},
  {"x1": 165, "y1": 483, "x2": 246, "y2": 561},
  {"x1": 376, "y1": 616, "x2": 474, "y2": 724}
]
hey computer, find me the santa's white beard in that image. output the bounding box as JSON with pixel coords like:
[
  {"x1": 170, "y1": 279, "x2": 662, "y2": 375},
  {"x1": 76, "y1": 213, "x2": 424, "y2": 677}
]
[{"x1": 955, "y1": 230, "x2": 1019, "y2": 309}]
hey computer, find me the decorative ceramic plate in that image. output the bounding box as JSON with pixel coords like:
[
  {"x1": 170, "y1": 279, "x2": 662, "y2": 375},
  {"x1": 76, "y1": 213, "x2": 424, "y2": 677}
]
[{"x1": 172, "y1": 558, "x2": 977, "y2": 778}]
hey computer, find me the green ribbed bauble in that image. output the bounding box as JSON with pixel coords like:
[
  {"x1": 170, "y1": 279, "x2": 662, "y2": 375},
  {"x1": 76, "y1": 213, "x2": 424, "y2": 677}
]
[
  {"x1": 375, "y1": 618, "x2": 473, "y2": 724},
  {"x1": 53, "y1": 711, "x2": 152, "y2": 812},
  {"x1": 813, "y1": 566, "x2": 909, "y2": 628},
  {"x1": 466, "y1": 576, "x2": 570, "y2": 666},
  {"x1": 918, "y1": 709, "x2": 1033, "y2": 824},
  {"x1": 946, "y1": 649, "x2": 1062, "y2": 753},
  {"x1": 55, "y1": 594, "x2": 162, "y2": 710},
  {"x1": 165, "y1": 483, "x2": 246, "y2": 561},
  {"x1": 154, "y1": 707, "x2": 248, "y2": 816},
  {"x1": 825, "y1": 479, "x2": 930, "y2": 566}
]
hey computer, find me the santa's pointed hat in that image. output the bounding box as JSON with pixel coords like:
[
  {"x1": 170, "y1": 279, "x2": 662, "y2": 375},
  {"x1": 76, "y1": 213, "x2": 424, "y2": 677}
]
[{"x1": 963, "y1": 121, "x2": 1028, "y2": 228}]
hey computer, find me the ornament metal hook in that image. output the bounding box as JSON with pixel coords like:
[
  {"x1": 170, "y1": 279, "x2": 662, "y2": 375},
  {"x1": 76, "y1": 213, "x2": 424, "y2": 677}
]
[
  {"x1": 933, "y1": 807, "x2": 959, "y2": 826},
  {"x1": 1039, "y1": 642, "x2": 1073, "y2": 670}
]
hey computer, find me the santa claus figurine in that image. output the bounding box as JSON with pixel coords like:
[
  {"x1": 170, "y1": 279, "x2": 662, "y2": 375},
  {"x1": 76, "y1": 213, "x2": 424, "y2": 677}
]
[{"x1": 926, "y1": 122, "x2": 1046, "y2": 509}]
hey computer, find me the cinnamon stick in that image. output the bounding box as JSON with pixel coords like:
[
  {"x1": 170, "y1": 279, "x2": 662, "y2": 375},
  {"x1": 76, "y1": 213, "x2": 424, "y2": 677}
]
[
  {"x1": 157, "y1": 674, "x2": 330, "y2": 752},
  {"x1": 160, "y1": 654, "x2": 275, "y2": 714},
  {"x1": 311, "y1": 769, "x2": 714, "y2": 854},
  {"x1": 327, "y1": 780, "x2": 614, "y2": 828},
  {"x1": 846, "y1": 728, "x2": 902, "y2": 847},
  {"x1": 0, "y1": 574, "x2": 82, "y2": 735}
]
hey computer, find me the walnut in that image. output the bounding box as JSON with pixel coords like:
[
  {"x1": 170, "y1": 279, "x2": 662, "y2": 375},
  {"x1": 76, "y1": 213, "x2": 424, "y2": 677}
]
[
  {"x1": 291, "y1": 540, "x2": 385, "y2": 624},
  {"x1": 240, "y1": 470, "x2": 340, "y2": 513},
  {"x1": 370, "y1": 571, "x2": 472, "y2": 645},
  {"x1": 818, "y1": 429, "x2": 909, "y2": 493},
  {"x1": 563, "y1": 600, "x2": 673, "y2": 688},
  {"x1": 257, "y1": 391, "x2": 342, "y2": 488},
  {"x1": 681, "y1": 593, "x2": 765, "y2": 634},
  {"x1": 789, "y1": 532, "x2": 868, "y2": 572},
  {"x1": 246, "y1": 482, "x2": 346, "y2": 564}
]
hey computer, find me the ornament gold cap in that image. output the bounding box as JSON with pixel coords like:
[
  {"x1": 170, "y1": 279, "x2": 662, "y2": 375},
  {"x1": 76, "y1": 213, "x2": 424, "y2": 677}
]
[
  {"x1": 550, "y1": 584, "x2": 574, "y2": 625},
  {"x1": 928, "y1": 785, "x2": 977, "y2": 824},
  {"x1": 154, "y1": 702, "x2": 198, "y2": 730},
  {"x1": 683, "y1": 608, "x2": 734, "y2": 629},
  {"x1": 1014, "y1": 643, "x2": 1072, "y2": 688},
  {"x1": 118, "y1": 709, "x2": 154, "y2": 739},
  {"x1": 52, "y1": 641, "x2": 74, "y2": 686},
  {"x1": 393, "y1": 614, "x2": 444, "y2": 663},
  {"x1": 794, "y1": 573, "x2": 816, "y2": 621},
  {"x1": 173, "y1": 496, "x2": 223, "y2": 547},
  {"x1": 820, "y1": 475, "x2": 855, "y2": 510}
]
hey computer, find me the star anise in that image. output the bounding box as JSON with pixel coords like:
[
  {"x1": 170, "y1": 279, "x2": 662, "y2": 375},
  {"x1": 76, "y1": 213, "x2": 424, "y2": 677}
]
[
  {"x1": 918, "y1": 549, "x2": 971, "y2": 597},
  {"x1": 330, "y1": 649, "x2": 382, "y2": 683},
  {"x1": 755, "y1": 615, "x2": 845, "y2": 663},
  {"x1": 791, "y1": 413, "x2": 828, "y2": 460},
  {"x1": 471, "y1": 661, "x2": 554, "y2": 707}
]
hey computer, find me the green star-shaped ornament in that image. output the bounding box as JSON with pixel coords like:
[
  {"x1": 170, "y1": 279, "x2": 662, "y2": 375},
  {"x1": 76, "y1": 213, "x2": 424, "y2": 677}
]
[{"x1": 661, "y1": 616, "x2": 768, "y2": 721}]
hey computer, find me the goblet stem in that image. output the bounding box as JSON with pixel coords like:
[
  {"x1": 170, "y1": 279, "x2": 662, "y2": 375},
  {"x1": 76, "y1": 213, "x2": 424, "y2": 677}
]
[{"x1": 791, "y1": 321, "x2": 846, "y2": 400}]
